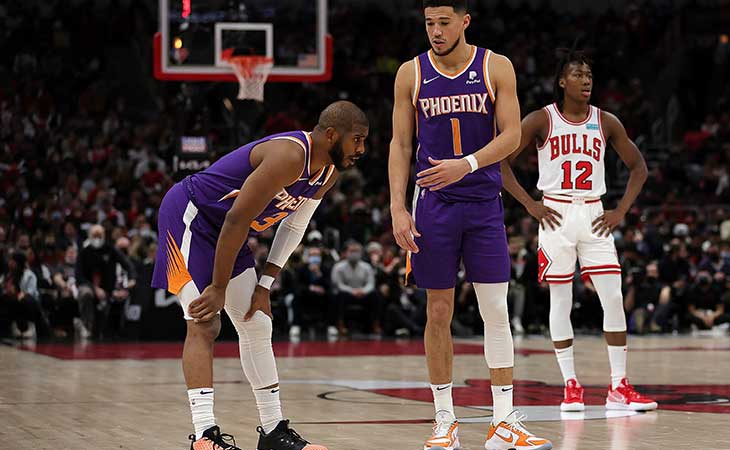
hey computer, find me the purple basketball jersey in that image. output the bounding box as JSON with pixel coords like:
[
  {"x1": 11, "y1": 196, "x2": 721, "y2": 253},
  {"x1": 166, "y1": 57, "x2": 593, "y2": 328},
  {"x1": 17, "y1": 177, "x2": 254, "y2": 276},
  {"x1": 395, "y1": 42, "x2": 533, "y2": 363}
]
[
  {"x1": 151, "y1": 130, "x2": 334, "y2": 293},
  {"x1": 184, "y1": 130, "x2": 335, "y2": 235},
  {"x1": 414, "y1": 46, "x2": 500, "y2": 202}
]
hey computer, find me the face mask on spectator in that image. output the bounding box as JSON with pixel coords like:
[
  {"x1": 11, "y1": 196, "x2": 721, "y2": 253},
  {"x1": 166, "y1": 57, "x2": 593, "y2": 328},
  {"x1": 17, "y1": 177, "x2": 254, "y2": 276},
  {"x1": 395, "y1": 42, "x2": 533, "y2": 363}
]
[
  {"x1": 309, "y1": 255, "x2": 322, "y2": 266},
  {"x1": 347, "y1": 251, "x2": 362, "y2": 263},
  {"x1": 90, "y1": 237, "x2": 104, "y2": 249}
]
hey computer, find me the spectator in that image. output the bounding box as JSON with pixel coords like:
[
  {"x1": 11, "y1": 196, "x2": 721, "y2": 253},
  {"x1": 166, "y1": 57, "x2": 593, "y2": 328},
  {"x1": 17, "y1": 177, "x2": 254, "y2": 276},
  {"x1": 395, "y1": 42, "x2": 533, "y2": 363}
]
[
  {"x1": 50, "y1": 245, "x2": 82, "y2": 338},
  {"x1": 77, "y1": 224, "x2": 137, "y2": 338},
  {"x1": 625, "y1": 262, "x2": 672, "y2": 334},
  {"x1": 330, "y1": 241, "x2": 382, "y2": 336},
  {"x1": 686, "y1": 271, "x2": 729, "y2": 330},
  {"x1": 2, "y1": 252, "x2": 49, "y2": 339},
  {"x1": 290, "y1": 246, "x2": 332, "y2": 339}
]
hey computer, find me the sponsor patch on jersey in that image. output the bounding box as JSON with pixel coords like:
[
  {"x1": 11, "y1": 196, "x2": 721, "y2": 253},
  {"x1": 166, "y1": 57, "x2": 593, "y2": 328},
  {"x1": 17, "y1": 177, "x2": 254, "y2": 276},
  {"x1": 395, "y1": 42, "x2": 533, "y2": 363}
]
[{"x1": 586, "y1": 123, "x2": 599, "y2": 130}]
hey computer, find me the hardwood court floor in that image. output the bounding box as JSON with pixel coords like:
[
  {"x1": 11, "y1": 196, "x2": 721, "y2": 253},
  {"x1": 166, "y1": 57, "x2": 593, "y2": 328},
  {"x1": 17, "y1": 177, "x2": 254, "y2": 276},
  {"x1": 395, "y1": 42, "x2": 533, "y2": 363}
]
[{"x1": 2, "y1": 335, "x2": 730, "y2": 449}]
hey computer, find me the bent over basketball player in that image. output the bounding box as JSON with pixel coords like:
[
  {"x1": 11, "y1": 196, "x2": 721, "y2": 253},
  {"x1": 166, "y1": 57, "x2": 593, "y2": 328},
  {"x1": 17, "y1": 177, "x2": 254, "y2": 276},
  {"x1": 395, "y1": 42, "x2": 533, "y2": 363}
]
[
  {"x1": 389, "y1": 1, "x2": 551, "y2": 449},
  {"x1": 501, "y1": 50, "x2": 657, "y2": 412},
  {"x1": 152, "y1": 101, "x2": 369, "y2": 450}
]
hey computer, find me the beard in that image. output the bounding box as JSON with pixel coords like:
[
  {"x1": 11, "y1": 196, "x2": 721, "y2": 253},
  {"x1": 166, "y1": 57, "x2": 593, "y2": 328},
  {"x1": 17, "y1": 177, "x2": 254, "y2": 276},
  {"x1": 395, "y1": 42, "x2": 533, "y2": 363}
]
[
  {"x1": 432, "y1": 36, "x2": 460, "y2": 56},
  {"x1": 328, "y1": 137, "x2": 349, "y2": 171}
]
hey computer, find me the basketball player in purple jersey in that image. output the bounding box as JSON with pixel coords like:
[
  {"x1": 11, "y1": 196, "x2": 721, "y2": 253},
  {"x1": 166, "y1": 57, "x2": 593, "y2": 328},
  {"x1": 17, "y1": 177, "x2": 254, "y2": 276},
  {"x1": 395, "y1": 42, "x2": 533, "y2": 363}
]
[
  {"x1": 389, "y1": 1, "x2": 551, "y2": 449},
  {"x1": 152, "y1": 101, "x2": 368, "y2": 450}
]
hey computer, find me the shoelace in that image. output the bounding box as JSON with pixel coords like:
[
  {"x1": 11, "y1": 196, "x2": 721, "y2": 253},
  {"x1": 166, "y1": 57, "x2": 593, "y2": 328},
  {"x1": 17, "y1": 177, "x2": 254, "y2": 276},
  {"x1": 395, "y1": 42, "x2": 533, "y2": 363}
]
[
  {"x1": 431, "y1": 420, "x2": 455, "y2": 440},
  {"x1": 621, "y1": 382, "x2": 648, "y2": 401},
  {"x1": 258, "y1": 421, "x2": 310, "y2": 445},
  {"x1": 188, "y1": 432, "x2": 237, "y2": 450},
  {"x1": 502, "y1": 411, "x2": 531, "y2": 437},
  {"x1": 217, "y1": 432, "x2": 237, "y2": 449},
  {"x1": 284, "y1": 424, "x2": 309, "y2": 444}
]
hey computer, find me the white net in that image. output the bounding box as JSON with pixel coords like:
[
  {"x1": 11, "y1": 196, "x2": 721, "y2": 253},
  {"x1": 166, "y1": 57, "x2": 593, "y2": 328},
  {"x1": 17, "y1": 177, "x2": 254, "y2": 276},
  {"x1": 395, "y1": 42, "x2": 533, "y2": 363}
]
[{"x1": 226, "y1": 56, "x2": 273, "y2": 102}]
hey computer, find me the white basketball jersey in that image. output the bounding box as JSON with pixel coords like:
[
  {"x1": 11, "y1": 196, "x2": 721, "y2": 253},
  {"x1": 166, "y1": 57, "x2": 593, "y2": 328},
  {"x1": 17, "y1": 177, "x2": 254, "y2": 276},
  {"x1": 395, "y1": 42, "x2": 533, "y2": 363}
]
[{"x1": 536, "y1": 103, "x2": 606, "y2": 197}]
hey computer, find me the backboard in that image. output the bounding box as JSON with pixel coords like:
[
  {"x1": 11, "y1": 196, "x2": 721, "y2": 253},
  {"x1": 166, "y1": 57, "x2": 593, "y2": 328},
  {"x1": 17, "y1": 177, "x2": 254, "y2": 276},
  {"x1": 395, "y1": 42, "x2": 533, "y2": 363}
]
[{"x1": 154, "y1": 0, "x2": 331, "y2": 83}]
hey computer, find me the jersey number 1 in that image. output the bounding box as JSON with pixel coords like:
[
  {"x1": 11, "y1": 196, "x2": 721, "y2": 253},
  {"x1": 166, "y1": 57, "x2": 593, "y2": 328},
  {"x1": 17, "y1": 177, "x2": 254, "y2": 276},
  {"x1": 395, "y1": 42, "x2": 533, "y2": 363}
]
[
  {"x1": 450, "y1": 118, "x2": 463, "y2": 156},
  {"x1": 561, "y1": 161, "x2": 593, "y2": 190}
]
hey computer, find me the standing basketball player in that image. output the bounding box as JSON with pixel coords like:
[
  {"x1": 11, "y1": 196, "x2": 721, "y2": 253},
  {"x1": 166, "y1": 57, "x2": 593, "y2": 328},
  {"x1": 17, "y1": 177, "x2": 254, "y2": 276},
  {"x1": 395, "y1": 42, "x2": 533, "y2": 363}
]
[
  {"x1": 501, "y1": 50, "x2": 657, "y2": 412},
  {"x1": 389, "y1": 2, "x2": 551, "y2": 449},
  {"x1": 152, "y1": 101, "x2": 368, "y2": 450}
]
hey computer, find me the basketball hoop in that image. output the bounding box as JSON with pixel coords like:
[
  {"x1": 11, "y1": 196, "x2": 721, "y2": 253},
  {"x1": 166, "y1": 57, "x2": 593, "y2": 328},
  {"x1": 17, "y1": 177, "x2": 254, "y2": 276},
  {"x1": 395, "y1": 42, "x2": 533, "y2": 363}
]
[{"x1": 222, "y1": 49, "x2": 273, "y2": 102}]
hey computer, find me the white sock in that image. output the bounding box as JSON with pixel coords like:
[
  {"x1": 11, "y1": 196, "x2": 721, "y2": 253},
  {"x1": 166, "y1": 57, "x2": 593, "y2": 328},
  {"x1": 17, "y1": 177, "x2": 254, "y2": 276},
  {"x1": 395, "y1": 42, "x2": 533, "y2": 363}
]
[
  {"x1": 254, "y1": 386, "x2": 283, "y2": 434},
  {"x1": 430, "y1": 383, "x2": 454, "y2": 417},
  {"x1": 187, "y1": 388, "x2": 216, "y2": 440},
  {"x1": 607, "y1": 345, "x2": 627, "y2": 389},
  {"x1": 491, "y1": 384, "x2": 513, "y2": 424},
  {"x1": 555, "y1": 346, "x2": 577, "y2": 384}
]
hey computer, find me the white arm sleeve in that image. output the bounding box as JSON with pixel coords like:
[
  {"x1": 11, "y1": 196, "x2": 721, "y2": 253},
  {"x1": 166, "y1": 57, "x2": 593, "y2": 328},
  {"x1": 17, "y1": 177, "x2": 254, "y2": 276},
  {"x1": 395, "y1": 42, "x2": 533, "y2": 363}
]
[{"x1": 266, "y1": 198, "x2": 321, "y2": 268}]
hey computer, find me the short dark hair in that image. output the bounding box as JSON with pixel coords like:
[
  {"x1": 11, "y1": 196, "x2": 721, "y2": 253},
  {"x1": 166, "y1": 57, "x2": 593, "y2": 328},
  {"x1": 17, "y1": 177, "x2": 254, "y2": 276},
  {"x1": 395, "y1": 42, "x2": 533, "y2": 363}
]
[
  {"x1": 317, "y1": 101, "x2": 369, "y2": 133},
  {"x1": 553, "y1": 48, "x2": 592, "y2": 105},
  {"x1": 423, "y1": 0, "x2": 468, "y2": 13}
]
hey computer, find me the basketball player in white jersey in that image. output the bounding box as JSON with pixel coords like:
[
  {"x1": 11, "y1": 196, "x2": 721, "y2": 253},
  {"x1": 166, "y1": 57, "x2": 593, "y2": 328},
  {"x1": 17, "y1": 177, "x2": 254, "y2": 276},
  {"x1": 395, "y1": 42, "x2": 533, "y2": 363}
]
[{"x1": 501, "y1": 50, "x2": 657, "y2": 412}]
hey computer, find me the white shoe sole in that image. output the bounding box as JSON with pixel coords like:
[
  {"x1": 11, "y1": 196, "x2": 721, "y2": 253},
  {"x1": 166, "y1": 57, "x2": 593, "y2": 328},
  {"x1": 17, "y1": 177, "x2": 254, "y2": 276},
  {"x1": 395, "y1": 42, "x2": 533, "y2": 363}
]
[
  {"x1": 484, "y1": 440, "x2": 552, "y2": 450},
  {"x1": 606, "y1": 400, "x2": 658, "y2": 411},
  {"x1": 560, "y1": 402, "x2": 585, "y2": 412}
]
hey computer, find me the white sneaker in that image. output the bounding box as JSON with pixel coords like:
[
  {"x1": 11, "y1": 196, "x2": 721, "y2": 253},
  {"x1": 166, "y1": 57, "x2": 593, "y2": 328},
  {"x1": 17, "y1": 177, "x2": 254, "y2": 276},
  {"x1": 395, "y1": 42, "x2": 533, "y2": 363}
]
[
  {"x1": 74, "y1": 318, "x2": 92, "y2": 339},
  {"x1": 424, "y1": 410, "x2": 460, "y2": 450},
  {"x1": 484, "y1": 411, "x2": 552, "y2": 450},
  {"x1": 289, "y1": 325, "x2": 301, "y2": 339},
  {"x1": 21, "y1": 322, "x2": 37, "y2": 339},
  {"x1": 10, "y1": 321, "x2": 22, "y2": 338},
  {"x1": 327, "y1": 326, "x2": 338, "y2": 338},
  {"x1": 511, "y1": 317, "x2": 525, "y2": 334}
]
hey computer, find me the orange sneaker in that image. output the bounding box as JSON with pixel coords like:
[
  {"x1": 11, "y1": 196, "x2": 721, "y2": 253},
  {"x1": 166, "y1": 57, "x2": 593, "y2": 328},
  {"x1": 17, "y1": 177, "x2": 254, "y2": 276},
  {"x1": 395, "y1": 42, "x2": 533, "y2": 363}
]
[
  {"x1": 560, "y1": 379, "x2": 585, "y2": 412},
  {"x1": 484, "y1": 411, "x2": 552, "y2": 450},
  {"x1": 424, "y1": 411, "x2": 460, "y2": 450},
  {"x1": 606, "y1": 378, "x2": 658, "y2": 411}
]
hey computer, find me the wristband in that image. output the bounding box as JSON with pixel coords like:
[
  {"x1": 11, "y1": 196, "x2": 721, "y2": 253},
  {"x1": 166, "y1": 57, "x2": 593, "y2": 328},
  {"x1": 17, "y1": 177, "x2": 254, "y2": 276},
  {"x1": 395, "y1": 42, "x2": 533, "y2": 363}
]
[
  {"x1": 258, "y1": 275, "x2": 275, "y2": 290},
  {"x1": 465, "y1": 154, "x2": 479, "y2": 173}
]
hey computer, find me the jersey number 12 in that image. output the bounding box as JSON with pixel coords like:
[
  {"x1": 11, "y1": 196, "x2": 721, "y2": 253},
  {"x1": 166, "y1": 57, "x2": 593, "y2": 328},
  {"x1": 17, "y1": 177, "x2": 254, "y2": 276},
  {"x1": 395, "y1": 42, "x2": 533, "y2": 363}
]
[{"x1": 561, "y1": 161, "x2": 593, "y2": 190}]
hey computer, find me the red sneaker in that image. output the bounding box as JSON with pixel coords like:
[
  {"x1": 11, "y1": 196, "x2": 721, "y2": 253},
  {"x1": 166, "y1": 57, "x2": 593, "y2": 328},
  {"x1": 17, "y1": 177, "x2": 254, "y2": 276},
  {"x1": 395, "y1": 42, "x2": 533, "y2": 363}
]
[
  {"x1": 606, "y1": 378, "x2": 658, "y2": 411},
  {"x1": 560, "y1": 378, "x2": 585, "y2": 412}
]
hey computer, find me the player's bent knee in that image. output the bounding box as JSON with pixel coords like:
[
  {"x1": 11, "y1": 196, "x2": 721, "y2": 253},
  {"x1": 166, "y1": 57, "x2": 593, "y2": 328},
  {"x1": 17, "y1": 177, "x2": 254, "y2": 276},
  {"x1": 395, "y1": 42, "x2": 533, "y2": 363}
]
[
  {"x1": 233, "y1": 310, "x2": 273, "y2": 345},
  {"x1": 186, "y1": 317, "x2": 221, "y2": 342},
  {"x1": 234, "y1": 311, "x2": 278, "y2": 390}
]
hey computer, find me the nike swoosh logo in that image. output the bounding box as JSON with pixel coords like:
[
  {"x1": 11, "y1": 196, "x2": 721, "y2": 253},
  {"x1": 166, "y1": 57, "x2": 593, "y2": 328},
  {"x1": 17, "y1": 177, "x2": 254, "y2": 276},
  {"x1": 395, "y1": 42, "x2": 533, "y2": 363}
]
[
  {"x1": 501, "y1": 387, "x2": 513, "y2": 392},
  {"x1": 436, "y1": 385, "x2": 450, "y2": 391},
  {"x1": 495, "y1": 429, "x2": 513, "y2": 443},
  {"x1": 423, "y1": 76, "x2": 440, "y2": 85},
  {"x1": 199, "y1": 390, "x2": 213, "y2": 395},
  {"x1": 271, "y1": 389, "x2": 280, "y2": 394}
]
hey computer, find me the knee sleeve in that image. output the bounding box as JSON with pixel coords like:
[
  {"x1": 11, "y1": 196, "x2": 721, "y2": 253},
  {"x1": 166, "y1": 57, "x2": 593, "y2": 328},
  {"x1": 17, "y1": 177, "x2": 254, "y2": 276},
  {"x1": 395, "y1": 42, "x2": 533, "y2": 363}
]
[
  {"x1": 591, "y1": 274, "x2": 627, "y2": 332},
  {"x1": 224, "y1": 268, "x2": 278, "y2": 389},
  {"x1": 474, "y1": 282, "x2": 514, "y2": 369},
  {"x1": 549, "y1": 282, "x2": 574, "y2": 341}
]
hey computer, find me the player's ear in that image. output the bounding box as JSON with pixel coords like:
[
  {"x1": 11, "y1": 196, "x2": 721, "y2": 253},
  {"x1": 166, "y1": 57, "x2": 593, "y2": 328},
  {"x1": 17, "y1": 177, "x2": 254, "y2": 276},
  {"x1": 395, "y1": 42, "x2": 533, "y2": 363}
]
[
  {"x1": 325, "y1": 127, "x2": 339, "y2": 144},
  {"x1": 462, "y1": 13, "x2": 471, "y2": 30}
]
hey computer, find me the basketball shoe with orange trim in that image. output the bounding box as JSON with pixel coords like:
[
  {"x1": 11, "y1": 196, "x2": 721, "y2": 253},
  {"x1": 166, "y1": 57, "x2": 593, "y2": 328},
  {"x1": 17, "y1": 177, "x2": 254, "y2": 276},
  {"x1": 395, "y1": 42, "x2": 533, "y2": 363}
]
[
  {"x1": 423, "y1": 411, "x2": 460, "y2": 450},
  {"x1": 560, "y1": 379, "x2": 585, "y2": 412},
  {"x1": 484, "y1": 411, "x2": 552, "y2": 450},
  {"x1": 189, "y1": 426, "x2": 242, "y2": 450},
  {"x1": 605, "y1": 378, "x2": 658, "y2": 411},
  {"x1": 256, "y1": 420, "x2": 328, "y2": 450}
]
